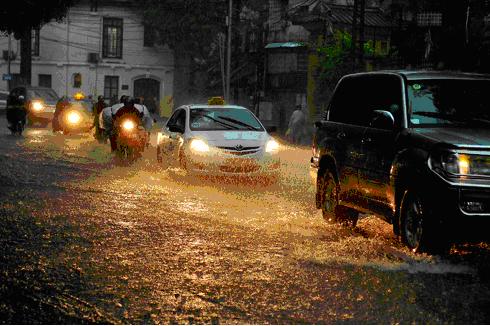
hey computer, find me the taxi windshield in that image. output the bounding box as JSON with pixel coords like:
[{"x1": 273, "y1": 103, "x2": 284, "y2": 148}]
[
  {"x1": 189, "y1": 107, "x2": 264, "y2": 131},
  {"x1": 408, "y1": 79, "x2": 490, "y2": 127}
]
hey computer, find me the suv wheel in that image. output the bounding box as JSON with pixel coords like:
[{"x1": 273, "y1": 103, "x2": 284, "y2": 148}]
[
  {"x1": 400, "y1": 191, "x2": 449, "y2": 254},
  {"x1": 320, "y1": 171, "x2": 338, "y2": 224},
  {"x1": 320, "y1": 171, "x2": 359, "y2": 227}
]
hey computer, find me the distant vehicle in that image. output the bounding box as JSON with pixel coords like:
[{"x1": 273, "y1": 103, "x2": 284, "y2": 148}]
[
  {"x1": 6, "y1": 86, "x2": 59, "y2": 127},
  {"x1": 52, "y1": 92, "x2": 94, "y2": 135},
  {"x1": 156, "y1": 97, "x2": 280, "y2": 179},
  {"x1": 311, "y1": 71, "x2": 490, "y2": 254}
]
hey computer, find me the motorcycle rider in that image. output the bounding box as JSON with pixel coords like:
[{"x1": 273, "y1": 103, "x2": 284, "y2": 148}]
[
  {"x1": 5, "y1": 92, "x2": 27, "y2": 134},
  {"x1": 102, "y1": 96, "x2": 153, "y2": 151},
  {"x1": 93, "y1": 95, "x2": 107, "y2": 142}
]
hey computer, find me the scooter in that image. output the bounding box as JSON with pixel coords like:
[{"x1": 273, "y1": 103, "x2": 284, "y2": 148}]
[
  {"x1": 113, "y1": 114, "x2": 149, "y2": 161},
  {"x1": 6, "y1": 109, "x2": 26, "y2": 136}
]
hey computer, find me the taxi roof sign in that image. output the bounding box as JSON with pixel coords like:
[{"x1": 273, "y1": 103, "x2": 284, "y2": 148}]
[
  {"x1": 208, "y1": 96, "x2": 225, "y2": 105},
  {"x1": 74, "y1": 92, "x2": 85, "y2": 101}
]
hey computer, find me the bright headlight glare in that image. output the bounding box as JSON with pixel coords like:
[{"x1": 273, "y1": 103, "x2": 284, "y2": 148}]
[
  {"x1": 432, "y1": 152, "x2": 490, "y2": 176},
  {"x1": 122, "y1": 120, "x2": 135, "y2": 131},
  {"x1": 189, "y1": 139, "x2": 209, "y2": 152},
  {"x1": 67, "y1": 111, "x2": 81, "y2": 124},
  {"x1": 265, "y1": 139, "x2": 279, "y2": 153},
  {"x1": 32, "y1": 101, "x2": 44, "y2": 111}
]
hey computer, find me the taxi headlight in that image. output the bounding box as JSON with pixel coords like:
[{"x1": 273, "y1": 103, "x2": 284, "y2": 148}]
[
  {"x1": 122, "y1": 119, "x2": 136, "y2": 131},
  {"x1": 31, "y1": 101, "x2": 44, "y2": 111},
  {"x1": 265, "y1": 139, "x2": 279, "y2": 153},
  {"x1": 66, "y1": 111, "x2": 81, "y2": 124},
  {"x1": 189, "y1": 139, "x2": 209, "y2": 152},
  {"x1": 430, "y1": 151, "x2": 490, "y2": 177}
]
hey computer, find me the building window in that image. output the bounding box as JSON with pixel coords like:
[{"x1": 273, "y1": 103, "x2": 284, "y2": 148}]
[
  {"x1": 103, "y1": 17, "x2": 123, "y2": 58},
  {"x1": 73, "y1": 73, "x2": 82, "y2": 88},
  {"x1": 104, "y1": 76, "x2": 119, "y2": 102},
  {"x1": 32, "y1": 28, "x2": 40, "y2": 56},
  {"x1": 143, "y1": 24, "x2": 155, "y2": 47},
  {"x1": 416, "y1": 12, "x2": 442, "y2": 27},
  {"x1": 38, "y1": 74, "x2": 51, "y2": 88},
  {"x1": 90, "y1": 0, "x2": 98, "y2": 12}
]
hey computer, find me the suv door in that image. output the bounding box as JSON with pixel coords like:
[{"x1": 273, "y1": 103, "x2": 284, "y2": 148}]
[
  {"x1": 357, "y1": 74, "x2": 404, "y2": 214},
  {"x1": 326, "y1": 75, "x2": 370, "y2": 198}
]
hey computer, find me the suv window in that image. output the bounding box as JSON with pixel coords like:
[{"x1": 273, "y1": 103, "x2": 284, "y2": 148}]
[
  {"x1": 328, "y1": 75, "x2": 403, "y2": 128},
  {"x1": 363, "y1": 75, "x2": 403, "y2": 129},
  {"x1": 328, "y1": 76, "x2": 363, "y2": 124}
]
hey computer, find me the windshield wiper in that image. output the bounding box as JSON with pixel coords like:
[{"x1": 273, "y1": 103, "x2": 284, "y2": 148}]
[
  {"x1": 215, "y1": 116, "x2": 260, "y2": 130},
  {"x1": 196, "y1": 114, "x2": 235, "y2": 129}
]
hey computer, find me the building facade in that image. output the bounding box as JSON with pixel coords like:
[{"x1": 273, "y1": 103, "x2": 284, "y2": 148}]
[
  {"x1": 262, "y1": 0, "x2": 394, "y2": 132},
  {"x1": 0, "y1": 0, "x2": 174, "y2": 115}
]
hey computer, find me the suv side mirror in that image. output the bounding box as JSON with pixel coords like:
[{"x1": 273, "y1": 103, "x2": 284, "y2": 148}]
[
  {"x1": 167, "y1": 124, "x2": 184, "y2": 133},
  {"x1": 370, "y1": 110, "x2": 394, "y2": 130},
  {"x1": 265, "y1": 126, "x2": 277, "y2": 133}
]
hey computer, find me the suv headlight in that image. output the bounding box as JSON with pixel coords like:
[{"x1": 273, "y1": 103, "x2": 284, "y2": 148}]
[{"x1": 430, "y1": 151, "x2": 490, "y2": 177}]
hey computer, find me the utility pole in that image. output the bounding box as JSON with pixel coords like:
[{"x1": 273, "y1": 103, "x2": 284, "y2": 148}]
[
  {"x1": 7, "y1": 33, "x2": 11, "y2": 90},
  {"x1": 352, "y1": 0, "x2": 359, "y2": 68},
  {"x1": 358, "y1": 0, "x2": 365, "y2": 67},
  {"x1": 226, "y1": 0, "x2": 232, "y2": 103}
]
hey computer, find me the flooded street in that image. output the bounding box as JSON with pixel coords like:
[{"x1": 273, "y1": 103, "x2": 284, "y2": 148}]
[{"x1": 1, "y1": 121, "x2": 489, "y2": 324}]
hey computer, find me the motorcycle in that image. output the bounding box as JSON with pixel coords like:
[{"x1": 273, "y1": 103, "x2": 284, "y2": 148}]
[
  {"x1": 113, "y1": 114, "x2": 149, "y2": 160},
  {"x1": 6, "y1": 108, "x2": 26, "y2": 136}
]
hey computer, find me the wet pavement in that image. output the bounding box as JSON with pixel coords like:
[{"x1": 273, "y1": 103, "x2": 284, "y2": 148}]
[{"x1": 0, "y1": 120, "x2": 489, "y2": 324}]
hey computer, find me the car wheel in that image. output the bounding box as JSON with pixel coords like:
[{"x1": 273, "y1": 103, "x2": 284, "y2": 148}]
[
  {"x1": 320, "y1": 171, "x2": 338, "y2": 224},
  {"x1": 400, "y1": 190, "x2": 449, "y2": 254}
]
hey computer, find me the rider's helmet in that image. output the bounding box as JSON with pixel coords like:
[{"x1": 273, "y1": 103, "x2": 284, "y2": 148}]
[
  {"x1": 119, "y1": 95, "x2": 128, "y2": 103},
  {"x1": 123, "y1": 96, "x2": 136, "y2": 107}
]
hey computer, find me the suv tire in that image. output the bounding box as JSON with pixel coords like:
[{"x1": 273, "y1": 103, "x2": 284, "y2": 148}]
[
  {"x1": 320, "y1": 171, "x2": 359, "y2": 227},
  {"x1": 400, "y1": 190, "x2": 449, "y2": 254}
]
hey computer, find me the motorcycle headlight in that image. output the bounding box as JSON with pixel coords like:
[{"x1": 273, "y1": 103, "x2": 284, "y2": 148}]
[
  {"x1": 265, "y1": 139, "x2": 279, "y2": 153},
  {"x1": 430, "y1": 151, "x2": 490, "y2": 177},
  {"x1": 122, "y1": 119, "x2": 136, "y2": 131},
  {"x1": 31, "y1": 101, "x2": 44, "y2": 111},
  {"x1": 66, "y1": 111, "x2": 81, "y2": 124},
  {"x1": 189, "y1": 139, "x2": 209, "y2": 152}
]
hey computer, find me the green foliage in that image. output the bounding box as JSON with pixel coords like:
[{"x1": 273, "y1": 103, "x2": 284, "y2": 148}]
[
  {"x1": 316, "y1": 30, "x2": 353, "y2": 72},
  {"x1": 0, "y1": 0, "x2": 75, "y2": 36}
]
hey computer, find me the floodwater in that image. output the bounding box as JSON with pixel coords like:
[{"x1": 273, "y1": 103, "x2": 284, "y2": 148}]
[{"x1": 0, "y1": 121, "x2": 489, "y2": 324}]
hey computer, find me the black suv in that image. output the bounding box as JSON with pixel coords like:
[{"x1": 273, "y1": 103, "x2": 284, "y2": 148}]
[{"x1": 311, "y1": 71, "x2": 490, "y2": 253}]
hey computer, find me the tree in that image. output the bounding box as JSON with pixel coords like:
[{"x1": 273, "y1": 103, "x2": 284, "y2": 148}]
[
  {"x1": 143, "y1": 0, "x2": 267, "y2": 106},
  {"x1": 0, "y1": 0, "x2": 75, "y2": 85}
]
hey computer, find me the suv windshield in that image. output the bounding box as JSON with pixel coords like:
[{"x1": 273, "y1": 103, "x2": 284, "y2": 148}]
[
  {"x1": 408, "y1": 79, "x2": 490, "y2": 127},
  {"x1": 189, "y1": 107, "x2": 264, "y2": 131},
  {"x1": 27, "y1": 88, "x2": 59, "y2": 102}
]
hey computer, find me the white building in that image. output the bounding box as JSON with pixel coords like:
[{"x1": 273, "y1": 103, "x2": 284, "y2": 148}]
[{"x1": 0, "y1": 0, "x2": 174, "y2": 115}]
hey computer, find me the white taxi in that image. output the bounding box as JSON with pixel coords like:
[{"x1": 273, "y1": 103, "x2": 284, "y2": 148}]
[{"x1": 156, "y1": 98, "x2": 280, "y2": 178}]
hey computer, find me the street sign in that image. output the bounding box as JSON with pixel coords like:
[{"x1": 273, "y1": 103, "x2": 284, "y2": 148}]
[{"x1": 2, "y1": 74, "x2": 12, "y2": 81}]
